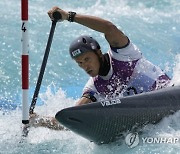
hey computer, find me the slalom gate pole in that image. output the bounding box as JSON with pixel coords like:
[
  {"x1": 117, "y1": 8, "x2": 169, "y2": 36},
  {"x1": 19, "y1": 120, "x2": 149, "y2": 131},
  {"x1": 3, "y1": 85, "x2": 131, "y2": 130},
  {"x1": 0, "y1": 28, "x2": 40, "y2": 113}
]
[{"x1": 21, "y1": 0, "x2": 29, "y2": 125}]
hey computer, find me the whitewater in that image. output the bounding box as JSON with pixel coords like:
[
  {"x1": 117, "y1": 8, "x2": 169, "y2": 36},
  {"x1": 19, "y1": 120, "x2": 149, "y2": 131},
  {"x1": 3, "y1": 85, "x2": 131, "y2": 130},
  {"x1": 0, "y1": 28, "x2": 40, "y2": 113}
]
[{"x1": 0, "y1": 0, "x2": 180, "y2": 153}]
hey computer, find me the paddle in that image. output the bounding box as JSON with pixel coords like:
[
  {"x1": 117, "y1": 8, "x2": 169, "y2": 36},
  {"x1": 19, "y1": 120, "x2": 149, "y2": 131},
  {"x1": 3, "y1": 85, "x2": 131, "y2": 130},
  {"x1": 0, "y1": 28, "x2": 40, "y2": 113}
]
[
  {"x1": 22, "y1": 11, "x2": 62, "y2": 138},
  {"x1": 29, "y1": 11, "x2": 62, "y2": 114}
]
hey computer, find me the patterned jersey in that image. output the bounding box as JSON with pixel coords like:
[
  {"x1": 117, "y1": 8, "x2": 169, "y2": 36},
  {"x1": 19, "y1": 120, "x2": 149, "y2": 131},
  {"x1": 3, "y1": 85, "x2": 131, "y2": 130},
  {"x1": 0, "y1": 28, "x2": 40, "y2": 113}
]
[{"x1": 82, "y1": 40, "x2": 170, "y2": 101}]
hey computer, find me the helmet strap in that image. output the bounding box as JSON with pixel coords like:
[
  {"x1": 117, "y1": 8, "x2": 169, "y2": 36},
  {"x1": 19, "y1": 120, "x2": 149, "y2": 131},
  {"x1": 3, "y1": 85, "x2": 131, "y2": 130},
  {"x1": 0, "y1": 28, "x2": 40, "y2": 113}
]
[{"x1": 95, "y1": 51, "x2": 110, "y2": 76}]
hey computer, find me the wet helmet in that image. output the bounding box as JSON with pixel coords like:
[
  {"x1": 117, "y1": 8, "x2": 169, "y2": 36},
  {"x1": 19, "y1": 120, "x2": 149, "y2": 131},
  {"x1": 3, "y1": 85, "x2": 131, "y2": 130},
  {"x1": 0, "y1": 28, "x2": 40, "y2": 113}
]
[{"x1": 69, "y1": 35, "x2": 101, "y2": 59}]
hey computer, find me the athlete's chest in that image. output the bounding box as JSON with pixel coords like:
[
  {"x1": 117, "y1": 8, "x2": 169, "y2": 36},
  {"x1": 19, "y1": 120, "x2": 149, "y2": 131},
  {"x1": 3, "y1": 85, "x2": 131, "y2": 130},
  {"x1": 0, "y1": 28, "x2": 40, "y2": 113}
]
[{"x1": 94, "y1": 59, "x2": 138, "y2": 98}]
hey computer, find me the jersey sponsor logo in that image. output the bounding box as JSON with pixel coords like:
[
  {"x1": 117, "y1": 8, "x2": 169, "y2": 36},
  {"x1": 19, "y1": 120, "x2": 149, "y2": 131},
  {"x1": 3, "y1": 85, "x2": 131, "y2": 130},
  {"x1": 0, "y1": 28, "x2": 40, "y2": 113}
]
[
  {"x1": 100, "y1": 98, "x2": 121, "y2": 107},
  {"x1": 72, "y1": 49, "x2": 81, "y2": 57}
]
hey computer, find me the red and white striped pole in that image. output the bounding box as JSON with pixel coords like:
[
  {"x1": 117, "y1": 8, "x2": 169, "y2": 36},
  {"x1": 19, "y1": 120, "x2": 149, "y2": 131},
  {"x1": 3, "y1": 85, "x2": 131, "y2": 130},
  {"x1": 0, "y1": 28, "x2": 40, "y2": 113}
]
[{"x1": 21, "y1": 0, "x2": 29, "y2": 124}]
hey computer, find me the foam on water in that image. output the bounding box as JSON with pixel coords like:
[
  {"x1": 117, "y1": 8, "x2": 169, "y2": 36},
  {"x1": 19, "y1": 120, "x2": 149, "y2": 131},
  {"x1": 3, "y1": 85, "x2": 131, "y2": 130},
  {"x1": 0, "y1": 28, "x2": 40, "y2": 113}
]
[
  {"x1": 0, "y1": 0, "x2": 180, "y2": 153},
  {"x1": 171, "y1": 54, "x2": 180, "y2": 85},
  {"x1": 1, "y1": 83, "x2": 180, "y2": 154}
]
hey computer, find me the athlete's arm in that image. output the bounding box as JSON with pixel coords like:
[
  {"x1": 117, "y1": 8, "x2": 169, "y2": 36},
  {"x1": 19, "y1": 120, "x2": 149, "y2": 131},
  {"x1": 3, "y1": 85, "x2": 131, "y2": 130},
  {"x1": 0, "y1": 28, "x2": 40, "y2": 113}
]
[
  {"x1": 76, "y1": 97, "x2": 91, "y2": 106},
  {"x1": 48, "y1": 7, "x2": 129, "y2": 48},
  {"x1": 29, "y1": 113, "x2": 65, "y2": 130},
  {"x1": 74, "y1": 14, "x2": 128, "y2": 48}
]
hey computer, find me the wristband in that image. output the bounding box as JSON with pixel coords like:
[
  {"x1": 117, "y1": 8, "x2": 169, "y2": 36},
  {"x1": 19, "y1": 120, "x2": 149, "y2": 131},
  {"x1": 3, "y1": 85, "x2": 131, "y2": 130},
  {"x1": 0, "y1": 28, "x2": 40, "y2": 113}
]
[
  {"x1": 82, "y1": 93, "x2": 97, "y2": 102},
  {"x1": 67, "y1": 11, "x2": 76, "y2": 22}
]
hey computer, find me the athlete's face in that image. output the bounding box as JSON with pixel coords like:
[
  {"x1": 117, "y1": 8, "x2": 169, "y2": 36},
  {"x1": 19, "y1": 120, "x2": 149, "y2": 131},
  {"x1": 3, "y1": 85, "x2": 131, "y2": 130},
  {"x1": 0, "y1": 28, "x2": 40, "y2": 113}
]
[{"x1": 75, "y1": 51, "x2": 101, "y2": 77}]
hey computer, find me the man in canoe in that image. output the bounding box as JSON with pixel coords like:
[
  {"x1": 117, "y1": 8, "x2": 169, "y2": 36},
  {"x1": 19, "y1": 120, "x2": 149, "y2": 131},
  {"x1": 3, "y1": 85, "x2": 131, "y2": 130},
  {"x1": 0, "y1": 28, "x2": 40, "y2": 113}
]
[{"x1": 29, "y1": 6, "x2": 170, "y2": 129}]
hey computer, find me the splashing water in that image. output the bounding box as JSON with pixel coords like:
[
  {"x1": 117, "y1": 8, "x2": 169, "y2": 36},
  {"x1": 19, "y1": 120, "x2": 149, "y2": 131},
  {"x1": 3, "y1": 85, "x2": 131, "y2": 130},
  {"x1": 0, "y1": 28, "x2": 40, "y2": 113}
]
[{"x1": 0, "y1": 0, "x2": 180, "y2": 153}]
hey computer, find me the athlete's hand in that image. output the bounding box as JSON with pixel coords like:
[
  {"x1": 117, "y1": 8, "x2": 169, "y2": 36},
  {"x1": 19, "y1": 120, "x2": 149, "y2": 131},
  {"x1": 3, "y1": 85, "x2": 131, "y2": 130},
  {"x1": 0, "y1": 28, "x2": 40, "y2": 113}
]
[
  {"x1": 29, "y1": 113, "x2": 65, "y2": 130},
  {"x1": 48, "y1": 6, "x2": 68, "y2": 21},
  {"x1": 29, "y1": 112, "x2": 40, "y2": 127},
  {"x1": 22, "y1": 112, "x2": 40, "y2": 135}
]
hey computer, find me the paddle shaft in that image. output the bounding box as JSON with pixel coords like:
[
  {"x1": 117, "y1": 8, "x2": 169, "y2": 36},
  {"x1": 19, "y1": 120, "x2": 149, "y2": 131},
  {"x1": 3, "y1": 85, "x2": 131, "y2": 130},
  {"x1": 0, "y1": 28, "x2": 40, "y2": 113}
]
[{"x1": 29, "y1": 12, "x2": 62, "y2": 114}]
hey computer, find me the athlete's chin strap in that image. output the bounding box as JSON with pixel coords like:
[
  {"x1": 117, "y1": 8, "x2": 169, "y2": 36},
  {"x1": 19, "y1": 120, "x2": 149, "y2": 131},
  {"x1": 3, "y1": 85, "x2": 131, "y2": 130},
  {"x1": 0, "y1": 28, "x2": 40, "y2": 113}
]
[{"x1": 97, "y1": 53, "x2": 110, "y2": 76}]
